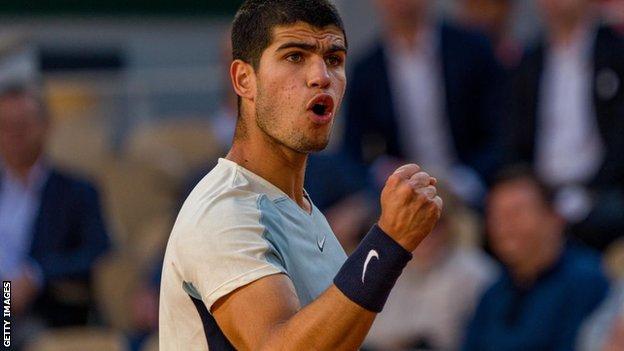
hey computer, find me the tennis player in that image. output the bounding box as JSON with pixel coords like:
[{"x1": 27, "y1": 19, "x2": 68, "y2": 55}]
[{"x1": 159, "y1": 1, "x2": 443, "y2": 350}]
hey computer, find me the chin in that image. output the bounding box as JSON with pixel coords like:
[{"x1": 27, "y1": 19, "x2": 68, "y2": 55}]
[
  {"x1": 295, "y1": 143, "x2": 329, "y2": 154},
  {"x1": 305, "y1": 138, "x2": 331, "y2": 153},
  {"x1": 290, "y1": 134, "x2": 331, "y2": 153}
]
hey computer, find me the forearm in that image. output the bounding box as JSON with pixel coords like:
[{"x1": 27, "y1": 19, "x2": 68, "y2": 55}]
[
  {"x1": 219, "y1": 226, "x2": 410, "y2": 350},
  {"x1": 216, "y1": 169, "x2": 441, "y2": 351},
  {"x1": 259, "y1": 224, "x2": 414, "y2": 350},
  {"x1": 260, "y1": 285, "x2": 375, "y2": 351}
]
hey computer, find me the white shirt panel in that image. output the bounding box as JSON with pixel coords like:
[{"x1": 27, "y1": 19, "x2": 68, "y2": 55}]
[
  {"x1": 536, "y1": 28, "x2": 605, "y2": 186},
  {"x1": 0, "y1": 162, "x2": 48, "y2": 279},
  {"x1": 386, "y1": 28, "x2": 457, "y2": 178}
]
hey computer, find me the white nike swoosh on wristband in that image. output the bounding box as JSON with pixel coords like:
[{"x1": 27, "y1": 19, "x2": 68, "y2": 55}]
[{"x1": 361, "y1": 249, "x2": 379, "y2": 283}]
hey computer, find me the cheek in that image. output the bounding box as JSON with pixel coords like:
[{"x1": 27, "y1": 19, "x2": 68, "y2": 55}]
[
  {"x1": 488, "y1": 211, "x2": 528, "y2": 246},
  {"x1": 259, "y1": 77, "x2": 291, "y2": 110},
  {"x1": 332, "y1": 72, "x2": 347, "y2": 101},
  {"x1": 338, "y1": 77, "x2": 347, "y2": 98},
  {"x1": 265, "y1": 74, "x2": 300, "y2": 105}
]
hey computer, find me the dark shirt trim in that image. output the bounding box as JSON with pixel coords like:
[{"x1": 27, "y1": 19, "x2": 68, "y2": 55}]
[{"x1": 188, "y1": 295, "x2": 237, "y2": 350}]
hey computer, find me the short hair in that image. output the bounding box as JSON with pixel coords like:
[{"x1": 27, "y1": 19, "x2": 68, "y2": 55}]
[
  {"x1": 232, "y1": 0, "x2": 347, "y2": 69},
  {"x1": 491, "y1": 164, "x2": 556, "y2": 207}
]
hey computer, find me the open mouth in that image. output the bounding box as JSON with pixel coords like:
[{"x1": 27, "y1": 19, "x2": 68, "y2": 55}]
[
  {"x1": 307, "y1": 94, "x2": 335, "y2": 119},
  {"x1": 312, "y1": 103, "x2": 328, "y2": 115}
]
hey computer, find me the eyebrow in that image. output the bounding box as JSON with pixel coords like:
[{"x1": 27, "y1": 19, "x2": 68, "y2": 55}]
[{"x1": 276, "y1": 42, "x2": 347, "y2": 54}]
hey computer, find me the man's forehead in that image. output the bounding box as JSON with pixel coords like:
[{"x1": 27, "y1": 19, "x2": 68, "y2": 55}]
[
  {"x1": 492, "y1": 179, "x2": 542, "y2": 203},
  {"x1": 270, "y1": 22, "x2": 346, "y2": 47}
]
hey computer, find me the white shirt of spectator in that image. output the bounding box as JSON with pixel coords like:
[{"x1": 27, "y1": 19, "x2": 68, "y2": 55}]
[
  {"x1": 537, "y1": 25, "x2": 605, "y2": 188},
  {"x1": 384, "y1": 27, "x2": 486, "y2": 205},
  {"x1": 385, "y1": 26, "x2": 456, "y2": 178},
  {"x1": 0, "y1": 160, "x2": 48, "y2": 280}
]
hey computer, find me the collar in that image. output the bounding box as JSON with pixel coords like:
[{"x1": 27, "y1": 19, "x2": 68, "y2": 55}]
[
  {"x1": 218, "y1": 157, "x2": 296, "y2": 201},
  {"x1": 546, "y1": 20, "x2": 599, "y2": 62},
  {"x1": 504, "y1": 242, "x2": 569, "y2": 292},
  {"x1": 385, "y1": 22, "x2": 440, "y2": 59},
  {"x1": 1, "y1": 158, "x2": 50, "y2": 194}
]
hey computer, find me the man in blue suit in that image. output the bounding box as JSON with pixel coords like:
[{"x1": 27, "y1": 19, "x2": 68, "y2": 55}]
[
  {"x1": 343, "y1": 0, "x2": 504, "y2": 206},
  {"x1": 0, "y1": 84, "x2": 110, "y2": 328}
]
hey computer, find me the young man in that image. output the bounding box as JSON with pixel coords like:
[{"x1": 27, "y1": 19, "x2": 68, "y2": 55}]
[{"x1": 159, "y1": 1, "x2": 443, "y2": 350}]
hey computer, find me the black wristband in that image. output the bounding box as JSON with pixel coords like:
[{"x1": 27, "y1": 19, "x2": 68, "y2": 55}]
[{"x1": 333, "y1": 224, "x2": 413, "y2": 312}]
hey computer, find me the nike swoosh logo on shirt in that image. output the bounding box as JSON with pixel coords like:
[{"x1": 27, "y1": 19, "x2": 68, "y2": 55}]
[
  {"x1": 317, "y1": 234, "x2": 326, "y2": 252},
  {"x1": 361, "y1": 249, "x2": 379, "y2": 283}
]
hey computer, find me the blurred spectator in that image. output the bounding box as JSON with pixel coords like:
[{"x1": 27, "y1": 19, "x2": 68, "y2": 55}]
[
  {"x1": 463, "y1": 166, "x2": 609, "y2": 351},
  {"x1": 578, "y1": 279, "x2": 624, "y2": 351},
  {"x1": 0, "y1": 84, "x2": 111, "y2": 341},
  {"x1": 343, "y1": 0, "x2": 504, "y2": 207},
  {"x1": 508, "y1": 0, "x2": 624, "y2": 250},
  {"x1": 364, "y1": 187, "x2": 497, "y2": 351},
  {"x1": 458, "y1": 0, "x2": 522, "y2": 69},
  {"x1": 129, "y1": 261, "x2": 162, "y2": 351},
  {"x1": 599, "y1": 0, "x2": 624, "y2": 33}
]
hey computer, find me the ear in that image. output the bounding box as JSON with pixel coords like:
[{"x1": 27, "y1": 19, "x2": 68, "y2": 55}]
[{"x1": 230, "y1": 59, "x2": 256, "y2": 102}]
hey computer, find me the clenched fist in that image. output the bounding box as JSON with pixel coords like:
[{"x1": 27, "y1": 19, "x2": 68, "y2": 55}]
[{"x1": 377, "y1": 164, "x2": 443, "y2": 252}]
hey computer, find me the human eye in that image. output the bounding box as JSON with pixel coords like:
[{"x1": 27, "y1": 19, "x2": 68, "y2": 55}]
[
  {"x1": 286, "y1": 52, "x2": 304, "y2": 63},
  {"x1": 325, "y1": 54, "x2": 343, "y2": 67}
]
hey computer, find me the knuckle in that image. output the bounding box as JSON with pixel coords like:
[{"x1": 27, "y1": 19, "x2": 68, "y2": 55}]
[
  {"x1": 396, "y1": 163, "x2": 420, "y2": 175},
  {"x1": 398, "y1": 183, "x2": 413, "y2": 196},
  {"x1": 417, "y1": 171, "x2": 431, "y2": 179},
  {"x1": 386, "y1": 173, "x2": 401, "y2": 186},
  {"x1": 426, "y1": 185, "x2": 437, "y2": 195},
  {"x1": 412, "y1": 173, "x2": 433, "y2": 187},
  {"x1": 437, "y1": 196, "x2": 444, "y2": 207},
  {"x1": 411, "y1": 172, "x2": 425, "y2": 181},
  {"x1": 405, "y1": 163, "x2": 421, "y2": 171}
]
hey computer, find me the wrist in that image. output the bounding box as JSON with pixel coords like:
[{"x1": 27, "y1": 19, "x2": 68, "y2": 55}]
[
  {"x1": 334, "y1": 224, "x2": 413, "y2": 312},
  {"x1": 376, "y1": 220, "x2": 417, "y2": 252}
]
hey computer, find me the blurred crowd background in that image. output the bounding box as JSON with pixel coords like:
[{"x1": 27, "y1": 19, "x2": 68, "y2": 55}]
[{"x1": 1, "y1": 0, "x2": 624, "y2": 350}]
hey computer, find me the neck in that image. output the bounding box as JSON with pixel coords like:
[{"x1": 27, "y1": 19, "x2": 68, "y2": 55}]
[
  {"x1": 226, "y1": 130, "x2": 309, "y2": 210},
  {"x1": 511, "y1": 237, "x2": 564, "y2": 287},
  {"x1": 387, "y1": 16, "x2": 430, "y2": 49},
  {"x1": 547, "y1": 14, "x2": 592, "y2": 48},
  {"x1": 3, "y1": 159, "x2": 38, "y2": 186}
]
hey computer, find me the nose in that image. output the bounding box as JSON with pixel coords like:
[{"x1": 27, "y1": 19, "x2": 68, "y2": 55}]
[{"x1": 307, "y1": 57, "x2": 331, "y2": 90}]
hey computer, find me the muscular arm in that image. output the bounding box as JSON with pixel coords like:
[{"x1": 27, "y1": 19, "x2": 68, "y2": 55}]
[
  {"x1": 213, "y1": 164, "x2": 441, "y2": 351},
  {"x1": 213, "y1": 274, "x2": 375, "y2": 351}
]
